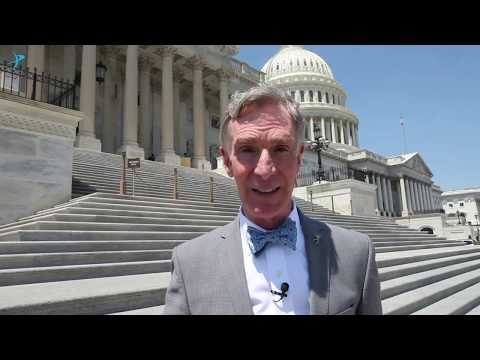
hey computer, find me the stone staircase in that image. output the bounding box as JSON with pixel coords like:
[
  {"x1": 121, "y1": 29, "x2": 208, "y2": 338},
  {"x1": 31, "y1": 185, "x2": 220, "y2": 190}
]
[{"x1": 0, "y1": 149, "x2": 477, "y2": 315}]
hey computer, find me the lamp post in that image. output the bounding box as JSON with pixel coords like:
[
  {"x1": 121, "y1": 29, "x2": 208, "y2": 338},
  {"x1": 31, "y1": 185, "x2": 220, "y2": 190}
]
[
  {"x1": 96, "y1": 61, "x2": 107, "y2": 84},
  {"x1": 309, "y1": 124, "x2": 330, "y2": 182}
]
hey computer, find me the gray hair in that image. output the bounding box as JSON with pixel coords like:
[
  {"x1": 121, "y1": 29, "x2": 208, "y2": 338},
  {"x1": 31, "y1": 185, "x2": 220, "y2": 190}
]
[{"x1": 219, "y1": 85, "x2": 304, "y2": 151}]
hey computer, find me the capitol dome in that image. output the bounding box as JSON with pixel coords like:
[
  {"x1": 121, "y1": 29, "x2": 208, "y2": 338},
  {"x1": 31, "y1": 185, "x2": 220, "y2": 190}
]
[
  {"x1": 261, "y1": 45, "x2": 360, "y2": 152},
  {"x1": 261, "y1": 45, "x2": 335, "y2": 81}
]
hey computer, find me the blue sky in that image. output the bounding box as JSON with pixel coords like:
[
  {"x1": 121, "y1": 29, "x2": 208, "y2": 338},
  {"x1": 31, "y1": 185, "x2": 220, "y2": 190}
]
[{"x1": 234, "y1": 45, "x2": 480, "y2": 191}]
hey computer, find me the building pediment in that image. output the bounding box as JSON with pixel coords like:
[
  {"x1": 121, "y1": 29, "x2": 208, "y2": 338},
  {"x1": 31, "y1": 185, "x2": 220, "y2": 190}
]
[{"x1": 403, "y1": 153, "x2": 433, "y2": 177}]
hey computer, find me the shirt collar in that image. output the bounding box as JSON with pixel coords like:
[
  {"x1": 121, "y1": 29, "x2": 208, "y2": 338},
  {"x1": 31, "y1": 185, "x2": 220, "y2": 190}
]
[{"x1": 239, "y1": 200, "x2": 300, "y2": 232}]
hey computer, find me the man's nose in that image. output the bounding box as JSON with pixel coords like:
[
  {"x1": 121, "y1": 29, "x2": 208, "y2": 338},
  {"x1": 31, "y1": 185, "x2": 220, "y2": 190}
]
[{"x1": 254, "y1": 149, "x2": 275, "y2": 178}]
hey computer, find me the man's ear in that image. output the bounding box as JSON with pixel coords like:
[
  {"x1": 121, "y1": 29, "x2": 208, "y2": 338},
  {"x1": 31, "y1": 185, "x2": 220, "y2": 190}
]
[
  {"x1": 219, "y1": 145, "x2": 234, "y2": 177},
  {"x1": 297, "y1": 143, "x2": 305, "y2": 167}
]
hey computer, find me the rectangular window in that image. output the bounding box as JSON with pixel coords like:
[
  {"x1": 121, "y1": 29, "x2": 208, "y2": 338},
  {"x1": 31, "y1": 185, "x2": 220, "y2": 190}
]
[
  {"x1": 318, "y1": 91, "x2": 322, "y2": 102},
  {"x1": 300, "y1": 91, "x2": 304, "y2": 102},
  {"x1": 309, "y1": 90, "x2": 314, "y2": 102},
  {"x1": 460, "y1": 202, "x2": 464, "y2": 207},
  {"x1": 326, "y1": 93, "x2": 329, "y2": 104}
]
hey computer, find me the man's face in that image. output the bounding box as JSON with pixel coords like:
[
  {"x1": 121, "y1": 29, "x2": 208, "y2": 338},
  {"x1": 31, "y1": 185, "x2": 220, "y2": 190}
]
[{"x1": 220, "y1": 101, "x2": 304, "y2": 230}]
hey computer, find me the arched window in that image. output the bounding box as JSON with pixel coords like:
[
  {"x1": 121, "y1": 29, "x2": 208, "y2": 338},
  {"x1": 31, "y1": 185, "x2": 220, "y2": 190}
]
[
  {"x1": 332, "y1": 94, "x2": 335, "y2": 104},
  {"x1": 317, "y1": 91, "x2": 322, "y2": 102},
  {"x1": 325, "y1": 92, "x2": 329, "y2": 104},
  {"x1": 300, "y1": 90, "x2": 305, "y2": 102},
  {"x1": 309, "y1": 90, "x2": 314, "y2": 102}
]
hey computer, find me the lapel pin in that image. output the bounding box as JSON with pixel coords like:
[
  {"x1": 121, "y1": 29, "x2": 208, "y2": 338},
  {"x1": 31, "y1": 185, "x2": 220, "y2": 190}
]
[{"x1": 313, "y1": 235, "x2": 321, "y2": 245}]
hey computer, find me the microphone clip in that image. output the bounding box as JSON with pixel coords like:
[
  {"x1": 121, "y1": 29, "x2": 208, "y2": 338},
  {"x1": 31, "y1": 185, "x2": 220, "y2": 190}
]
[{"x1": 271, "y1": 282, "x2": 289, "y2": 303}]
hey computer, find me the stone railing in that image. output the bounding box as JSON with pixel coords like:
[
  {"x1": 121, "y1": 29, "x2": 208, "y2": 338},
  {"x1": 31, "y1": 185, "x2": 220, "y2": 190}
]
[
  {"x1": 347, "y1": 150, "x2": 388, "y2": 164},
  {"x1": 230, "y1": 58, "x2": 265, "y2": 84}
]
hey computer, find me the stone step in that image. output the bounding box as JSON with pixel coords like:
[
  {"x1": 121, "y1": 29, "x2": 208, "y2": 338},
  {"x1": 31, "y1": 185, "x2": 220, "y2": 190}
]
[
  {"x1": 0, "y1": 272, "x2": 170, "y2": 314},
  {"x1": 60, "y1": 202, "x2": 239, "y2": 218},
  {"x1": 370, "y1": 237, "x2": 450, "y2": 244},
  {"x1": 1, "y1": 230, "x2": 203, "y2": 242},
  {"x1": 50, "y1": 214, "x2": 232, "y2": 227},
  {"x1": 72, "y1": 178, "x2": 241, "y2": 200},
  {"x1": 84, "y1": 196, "x2": 240, "y2": 212},
  {"x1": 72, "y1": 169, "x2": 239, "y2": 191},
  {"x1": 379, "y1": 251, "x2": 480, "y2": 281},
  {"x1": 374, "y1": 240, "x2": 464, "y2": 248},
  {"x1": 0, "y1": 240, "x2": 184, "y2": 254},
  {"x1": 90, "y1": 193, "x2": 241, "y2": 209},
  {"x1": 0, "y1": 260, "x2": 171, "y2": 286},
  {"x1": 466, "y1": 304, "x2": 480, "y2": 315},
  {"x1": 412, "y1": 281, "x2": 480, "y2": 315},
  {"x1": 381, "y1": 257, "x2": 480, "y2": 300},
  {"x1": 381, "y1": 267, "x2": 480, "y2": 315},
  {"x1": 0, "y1": 250, "x2": 172, "y2": 269},
  {"x1": 375, "y1": 242, "x2": 467, "y2": 253},
  {"x1": 376, "y1": 245, "x2": 480, "y2": 267},
  {"x1": 111, "y1": 305, "x2": 165, "y2": 315},
  {"x1": 32, "y1": 221, "x2": 218, "y2": 233}
]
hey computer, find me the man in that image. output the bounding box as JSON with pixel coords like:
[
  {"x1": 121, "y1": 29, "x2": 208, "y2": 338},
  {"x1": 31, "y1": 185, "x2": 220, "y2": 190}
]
[{"x1": 164, "y1": 86, "x2": 382, "y2": 315}]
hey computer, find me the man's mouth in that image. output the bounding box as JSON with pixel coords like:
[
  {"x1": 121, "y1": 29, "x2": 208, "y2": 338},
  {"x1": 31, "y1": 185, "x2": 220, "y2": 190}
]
[{"x1": 252, "y1": 187, "x2": 280, "y2": 195}]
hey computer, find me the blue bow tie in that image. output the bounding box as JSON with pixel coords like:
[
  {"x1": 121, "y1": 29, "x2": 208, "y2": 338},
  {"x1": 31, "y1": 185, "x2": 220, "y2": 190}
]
[{"x1": 247, "y1": 218, "x2": 297, "y2": 256}]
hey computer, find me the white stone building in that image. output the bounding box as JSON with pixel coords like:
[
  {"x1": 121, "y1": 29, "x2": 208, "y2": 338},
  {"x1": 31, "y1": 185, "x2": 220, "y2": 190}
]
[
  {"x1": 261, "y1": 45, "x2": 443, "y2": 218},
  {"x1": 0, "y1": 45, "x2": 260, "y2": 170},
  {"x1": 0, "y1": 44, "x2": 444, "y2": 219},
  {"x1": 442, "y1": 188, "x2": 480, "y2": 226}
]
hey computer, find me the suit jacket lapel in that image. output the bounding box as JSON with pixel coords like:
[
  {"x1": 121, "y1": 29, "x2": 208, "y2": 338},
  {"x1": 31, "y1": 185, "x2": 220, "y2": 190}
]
[
  {"x1": 299, "y1": 210, "x2": 332, "y2": 315},
  {"x1": 219, "y1": 216, "x2": 254, "y2": 315}
]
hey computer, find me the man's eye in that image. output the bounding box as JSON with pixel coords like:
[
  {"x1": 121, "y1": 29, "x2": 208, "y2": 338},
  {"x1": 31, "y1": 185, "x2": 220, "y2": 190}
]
[
  {"x1": 275, "y1": 146, "x2": 290, "y2": 152},
  {"x1": 239, "y1": 147, "x2": 256, "y2": 153}
]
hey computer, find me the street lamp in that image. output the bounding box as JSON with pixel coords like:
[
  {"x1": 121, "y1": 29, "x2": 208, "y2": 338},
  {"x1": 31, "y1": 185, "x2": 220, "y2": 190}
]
[
  {"x1": 309, "y1": 124, "x2": 330, "y2": 182},
  {"x1": 96, "y1": 61, "x2": 107, "y2": 83}
]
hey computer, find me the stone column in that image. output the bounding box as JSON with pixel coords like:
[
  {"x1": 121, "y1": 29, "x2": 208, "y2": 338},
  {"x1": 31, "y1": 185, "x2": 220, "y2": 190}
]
[
  {"x1": 151, "y1": 76, "x2": 162, "y2": 158},
  {"x1": 340, "y1": 119, "x2": 345, "y2": 144},
  {"x1": 408, "y1": 178, "x2": 417, "y2": 213},
  {"x1": 63, "y1": 45, "x2": 76, "y2": 84},
  {"x1": 75, "y1": 45, "x2": 102, "y2": 151},
  {"x1": 400, "y1": 177, "x2": 410, "y2": 217},
  {"x1": 428, "y1": 186, "x2": 434, "y2": 210},
  {"x1": 321, "y1": 117, "x2": 326, "y2": 139},
  {"x1": 191, "y1": 56, "x2": 210, "y2": 170},
  {"x1": 331, "y1": 118, "x2": 337, "y2": 143},
  {"x1": 387, "y1": 177, "x2": 395, "y2": 216},
  {"x1": 422, "y1": 183, "x2": 430, "y2": 211},
  {"x1": 139, "y1": 55, "x2": 154, "y2": 159},
  {"x1": 173, "y1": 68, "x2": 184, "y2": 156},
  {"x1": 413, "y1": 181, "x2": 422, "y2": 212},
  {"x1": 100, "y1": 46, "x2": 118, "y2": 154},
  {"x1": 157, "y1": 47, "x2": 180, "y2": 165},
  {"x1": 419, "y1": 182, "x2": 426, "y2": 212},
  {"x1": 355, "y1": 124, "x2": 359, "y2": 147},
  {"x1": 27, "y1": 45, "x2": 46, "y2": 101},
  {"x1": 375, "y1": 174, "x2": 385, "y2": 216},
  {"x1": 381, "y1": 176, "x2": 390, "y2": 216},
  {"x1": 309, "y1": 117, "x2": 315, "y2": 140},
  {"x1": 402, "y1": 176, "x2": 413, "y2": 216},
  {"x1": 346, "y1": 121, "x2": 352, "y2": 146},
  {"x1": 118, "y1": 45, "x2": 144, "y2": 159},
  {"x1": 217, "y1": 68, "x2": 229, "y2": 122}
]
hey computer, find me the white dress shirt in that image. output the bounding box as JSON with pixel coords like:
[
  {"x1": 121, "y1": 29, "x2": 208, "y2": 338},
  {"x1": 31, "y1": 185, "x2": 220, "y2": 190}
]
[{"x1": 239, "y1": 202, "x2": 310, "y2": 315}]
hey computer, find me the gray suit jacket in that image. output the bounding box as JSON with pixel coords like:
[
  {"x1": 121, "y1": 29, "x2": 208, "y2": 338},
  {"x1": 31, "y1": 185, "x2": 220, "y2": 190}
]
[{"x1": 163, "y1": 210, "x2": 382, "y2": 315}]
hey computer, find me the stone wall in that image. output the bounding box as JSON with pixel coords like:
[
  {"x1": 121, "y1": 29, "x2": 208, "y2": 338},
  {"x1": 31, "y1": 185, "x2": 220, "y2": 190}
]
[{"x1": 0, "y1": 92, "x2": 81, "y2": 225}]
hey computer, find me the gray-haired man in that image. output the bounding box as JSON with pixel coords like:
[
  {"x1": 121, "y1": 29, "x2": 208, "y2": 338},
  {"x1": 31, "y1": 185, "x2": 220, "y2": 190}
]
[{"x1": 164, "y1": 85, "x2": 382, "y2": 315}]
